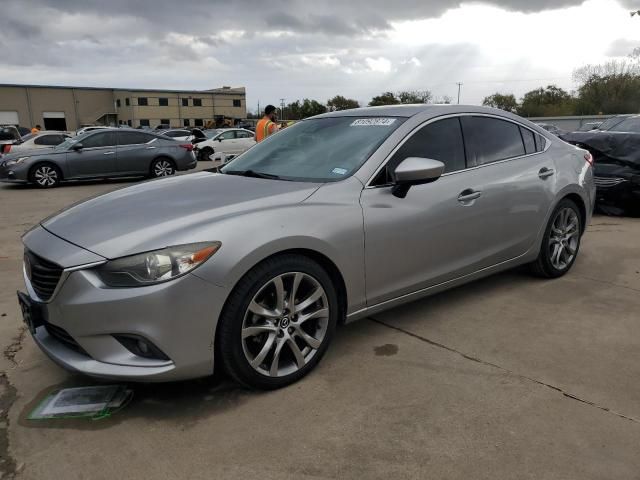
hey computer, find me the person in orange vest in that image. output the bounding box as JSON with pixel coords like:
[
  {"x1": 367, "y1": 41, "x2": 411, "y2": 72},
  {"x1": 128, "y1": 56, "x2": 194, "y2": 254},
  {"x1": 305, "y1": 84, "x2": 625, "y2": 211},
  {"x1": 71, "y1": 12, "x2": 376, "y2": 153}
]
[
  {"x1": 31, "y1": 124, "x2": 41, "y2": 134},
  {"x1": 254, "y1": 105, "x2": 278, "y2": 142}
]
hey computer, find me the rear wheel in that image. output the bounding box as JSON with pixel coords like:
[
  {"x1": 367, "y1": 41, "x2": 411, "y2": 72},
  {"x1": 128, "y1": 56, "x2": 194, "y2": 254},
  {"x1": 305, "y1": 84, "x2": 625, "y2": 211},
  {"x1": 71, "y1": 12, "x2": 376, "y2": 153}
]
[
  {"x1": 218, "y1": 255, "x2": 338, "y2": 390},
  {"x1": 530, "y1": 199, "x2": 582, "y2": 278},
  {"x1": 150, "y1": 158, "x2": 175, "y2": 178},
  {"x1": 29, "y1": 163, "x2": 61, "y2": 188}
]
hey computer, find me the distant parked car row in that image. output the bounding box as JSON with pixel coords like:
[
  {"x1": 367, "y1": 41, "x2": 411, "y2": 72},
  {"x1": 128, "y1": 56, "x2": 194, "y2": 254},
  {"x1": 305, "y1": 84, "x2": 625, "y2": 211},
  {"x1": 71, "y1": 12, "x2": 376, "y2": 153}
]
[{"x1": 0, "y1": 129, "x2": 196, "y2": 188}]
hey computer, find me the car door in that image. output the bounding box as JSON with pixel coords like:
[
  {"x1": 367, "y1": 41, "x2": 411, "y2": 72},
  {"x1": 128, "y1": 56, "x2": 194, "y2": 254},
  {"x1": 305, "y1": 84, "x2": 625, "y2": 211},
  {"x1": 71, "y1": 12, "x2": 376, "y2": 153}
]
[
  {"x1": 458, "y1": 115, "x2": 556, "y2": 264},
  {"x1": 361, "y1": 115, "x2": 554, "y2": 306},
  {"x1": 235, "y1": 129, "x2": 256, "y2": 152},
  {"x1": 66, "y1": 131, "x2": 117, "y2": 178},
  {"x1": 215, "y1": 130, "x2": 239, "y2": 154},
  {"x1": 116, "y1": 131, "x2": 156, "y2": 174}
]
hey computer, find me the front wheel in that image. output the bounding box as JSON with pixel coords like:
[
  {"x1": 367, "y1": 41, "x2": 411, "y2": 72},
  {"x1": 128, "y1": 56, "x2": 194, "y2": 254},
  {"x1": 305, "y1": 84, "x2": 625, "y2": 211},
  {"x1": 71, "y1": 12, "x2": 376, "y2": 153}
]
[
  {"x1": 530, "y1": 199, "x2": 582, "y2": 278},
  {"x1": 30, "y1": 164, "x2": 61, "y2": 188},
  {"x1": 150, "y1": 158, "x2": 175, "y2": 178},
  {"x1": 218, "y1": 255, "x2": 338, "y2": 390}
]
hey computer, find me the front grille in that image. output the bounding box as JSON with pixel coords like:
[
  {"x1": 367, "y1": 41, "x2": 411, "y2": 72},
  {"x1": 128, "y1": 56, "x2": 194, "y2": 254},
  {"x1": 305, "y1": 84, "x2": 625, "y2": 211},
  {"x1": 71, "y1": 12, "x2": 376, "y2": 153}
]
[
  {"x1": 25, "y1": 250, "x2": 63, "y2": 301},
  {"x1": 44, "y1": 322, "x2": 89, "y2": 356},
  {"x1": 594, "y1": 176, "x2": 627, "y2": 189}
]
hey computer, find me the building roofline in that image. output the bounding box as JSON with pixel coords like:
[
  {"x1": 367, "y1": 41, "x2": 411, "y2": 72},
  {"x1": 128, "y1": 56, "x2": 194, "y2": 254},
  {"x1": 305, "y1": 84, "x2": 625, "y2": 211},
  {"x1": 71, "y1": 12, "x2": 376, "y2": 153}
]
[{"x1": 0, "y1": 83, "x2": 245, "y2": 95}]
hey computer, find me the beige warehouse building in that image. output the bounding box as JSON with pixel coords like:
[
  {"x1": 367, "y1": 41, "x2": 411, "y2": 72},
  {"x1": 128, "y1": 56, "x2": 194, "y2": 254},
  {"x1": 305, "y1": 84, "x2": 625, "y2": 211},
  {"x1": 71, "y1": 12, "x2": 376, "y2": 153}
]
[{"x1": 0, "y1": 84, "x2": 247, "y2": 131}]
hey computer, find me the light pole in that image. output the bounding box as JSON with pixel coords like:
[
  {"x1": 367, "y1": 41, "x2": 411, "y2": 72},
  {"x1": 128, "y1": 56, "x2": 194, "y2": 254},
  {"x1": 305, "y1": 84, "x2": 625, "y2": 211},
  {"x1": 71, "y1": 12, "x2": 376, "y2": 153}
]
[
  {"x1": 456, "y1": 82, "x2": 463, "y2": 105},
  {"x1": 280, "y1": 98, "x2": 285, "y2": 121}
]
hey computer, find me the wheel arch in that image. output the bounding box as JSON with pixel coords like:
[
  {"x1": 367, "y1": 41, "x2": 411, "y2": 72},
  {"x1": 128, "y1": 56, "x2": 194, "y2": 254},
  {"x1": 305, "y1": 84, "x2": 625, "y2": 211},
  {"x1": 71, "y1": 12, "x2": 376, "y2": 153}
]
[
  {"x1": 28, "y1": 161, "x2": 64, "y2": 181},
  {"x1": 561, "y1": 192, "x2": 587, "y2": 234}
]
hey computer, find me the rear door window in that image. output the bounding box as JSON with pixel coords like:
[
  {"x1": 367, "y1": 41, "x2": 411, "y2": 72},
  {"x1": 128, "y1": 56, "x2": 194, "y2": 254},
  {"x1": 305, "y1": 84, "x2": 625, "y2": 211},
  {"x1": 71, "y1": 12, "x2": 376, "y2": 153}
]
[
  {"x1": 461, "y1": 116, "x2": 526, "y2": 166},
  {"x1": 117, "y1": 131, "x2": 153, "y2": 145}
]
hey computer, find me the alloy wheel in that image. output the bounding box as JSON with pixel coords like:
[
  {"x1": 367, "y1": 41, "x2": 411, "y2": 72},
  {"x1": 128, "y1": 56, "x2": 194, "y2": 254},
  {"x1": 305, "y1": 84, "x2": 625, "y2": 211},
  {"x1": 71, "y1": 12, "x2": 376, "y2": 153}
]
[
  {"x1": 34, "y1": 166, "x2": 58, "y2": 187},
  {"x1": 241, "y1": 272, "x2": 329, "y2": 378},
  {"x1": 548, "y1": 207, "x2": 579, "y2": 270},
  {"x1": 154, "y1": 160, "x2": 174, "y2": 177}
]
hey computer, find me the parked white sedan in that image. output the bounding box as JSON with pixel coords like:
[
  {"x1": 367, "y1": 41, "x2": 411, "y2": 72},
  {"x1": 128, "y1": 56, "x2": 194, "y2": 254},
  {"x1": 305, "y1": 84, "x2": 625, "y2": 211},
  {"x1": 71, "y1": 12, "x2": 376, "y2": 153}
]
[
  {"x1": 2, "y1": 131, "x2": 71, "y2": 155},
  {"x1": 194, "y1": 128, "x2": 256, "y2": 162}
]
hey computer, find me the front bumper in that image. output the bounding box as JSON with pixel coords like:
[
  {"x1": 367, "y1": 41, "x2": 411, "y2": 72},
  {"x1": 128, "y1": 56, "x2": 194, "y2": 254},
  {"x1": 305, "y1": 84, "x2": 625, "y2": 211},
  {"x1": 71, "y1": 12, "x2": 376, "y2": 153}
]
[
  {"x1": 22, "y1": 226, "x2": 230, "y2": 382},
  {"x1": 0, "y1": 161, "x2": 28, "y2": 182}
]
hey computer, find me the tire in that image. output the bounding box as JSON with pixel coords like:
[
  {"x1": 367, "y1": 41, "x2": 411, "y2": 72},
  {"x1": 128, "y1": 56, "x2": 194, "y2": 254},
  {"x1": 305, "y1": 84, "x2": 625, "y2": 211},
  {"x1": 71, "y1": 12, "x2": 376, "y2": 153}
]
[
  {"x1": 530, "y1": 198, "x2": 582, "y2": 278},
  {"x1": 150, "y1": 158, "x2": 176, "y2": 178},
  {"x1": 198, "y1": 147, "x2": 213, "y2": 162},
  {"x1": 29, "y1": 163, "x2": 61, "y2": 188},
  {"x1": 218, "y1": 254, "x2": 338, "y2": 390}
]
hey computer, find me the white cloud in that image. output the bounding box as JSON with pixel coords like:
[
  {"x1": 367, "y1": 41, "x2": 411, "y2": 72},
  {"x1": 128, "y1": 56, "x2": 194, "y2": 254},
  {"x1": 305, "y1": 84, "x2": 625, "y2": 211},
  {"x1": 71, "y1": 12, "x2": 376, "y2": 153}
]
[{"x1": 365, "y1": 56, "x2": 393, "y2": 73}]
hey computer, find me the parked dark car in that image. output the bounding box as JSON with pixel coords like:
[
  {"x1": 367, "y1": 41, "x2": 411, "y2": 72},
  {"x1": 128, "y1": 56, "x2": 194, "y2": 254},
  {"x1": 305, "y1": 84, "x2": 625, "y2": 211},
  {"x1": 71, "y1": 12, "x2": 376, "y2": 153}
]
[
  {"x1": 561, "y1": 114, "x2": 640, "y2": 216},
  {"x1": 0, "y1": 129, "x2": 196, "y2": 188}
]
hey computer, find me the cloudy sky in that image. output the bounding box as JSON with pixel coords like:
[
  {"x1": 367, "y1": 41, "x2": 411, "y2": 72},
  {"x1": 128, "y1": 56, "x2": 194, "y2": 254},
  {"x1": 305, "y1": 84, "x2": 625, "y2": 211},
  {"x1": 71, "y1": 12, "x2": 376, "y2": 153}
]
[{"x1": 1, "y1": 0, "x2": 640, "y2": 111}]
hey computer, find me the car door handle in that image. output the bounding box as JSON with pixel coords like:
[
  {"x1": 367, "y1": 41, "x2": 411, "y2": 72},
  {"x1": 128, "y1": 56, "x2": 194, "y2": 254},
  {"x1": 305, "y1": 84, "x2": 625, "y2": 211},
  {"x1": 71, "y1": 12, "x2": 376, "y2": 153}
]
[
  {"x1": 538, "y1": 167, "x2": 555, "y2": 179},
  {"x1": 457, "y1": 189, "x2": 482, "y2": 202},
  {"x1": 146, "y1": 146, "x2": 156, "y2": 150},
  {"x1": 103, "y1": 151, "x2": 115, "y2": 155}
]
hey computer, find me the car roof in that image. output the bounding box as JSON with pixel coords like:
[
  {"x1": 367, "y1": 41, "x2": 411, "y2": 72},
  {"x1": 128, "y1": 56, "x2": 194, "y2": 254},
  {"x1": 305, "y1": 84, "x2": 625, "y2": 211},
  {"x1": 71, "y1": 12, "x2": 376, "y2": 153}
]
[{"x1": 313, "y1": 104, "x2": 526, "y2": 120}]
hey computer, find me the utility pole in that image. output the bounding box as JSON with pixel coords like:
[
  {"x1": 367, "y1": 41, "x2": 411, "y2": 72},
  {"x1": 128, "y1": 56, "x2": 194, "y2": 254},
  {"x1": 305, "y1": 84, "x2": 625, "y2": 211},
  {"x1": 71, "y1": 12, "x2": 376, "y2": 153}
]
[
  {"x1": 280, "y1": 98, "x2": 285, "y2": 121},
  {"x1": 456, "y1": 82, "x2": 463, "y2": 105},
  {"x1": 257, "y1": 100, "x2": 260, "y2": 117}
]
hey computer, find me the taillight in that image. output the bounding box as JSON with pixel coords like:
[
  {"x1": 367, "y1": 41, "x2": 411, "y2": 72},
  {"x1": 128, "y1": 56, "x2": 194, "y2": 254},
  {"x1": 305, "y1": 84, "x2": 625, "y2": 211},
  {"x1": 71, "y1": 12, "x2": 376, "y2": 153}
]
[
  {"x1": 3, "y1": 144, "x2": 11, "y2": 154},
  {"x1": 584, "y1": 152, "x2": 594, "y2": 166},
  {"x1": 179, "y1": 144, "x2": 194, "y2": 152}
]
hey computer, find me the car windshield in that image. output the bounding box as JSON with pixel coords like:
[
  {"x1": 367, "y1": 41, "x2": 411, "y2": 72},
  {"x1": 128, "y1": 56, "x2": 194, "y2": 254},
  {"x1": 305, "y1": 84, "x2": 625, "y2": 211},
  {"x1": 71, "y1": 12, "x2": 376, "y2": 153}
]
[{"x1": 221, "y1": 116, "x2": 405, "y2": 182}]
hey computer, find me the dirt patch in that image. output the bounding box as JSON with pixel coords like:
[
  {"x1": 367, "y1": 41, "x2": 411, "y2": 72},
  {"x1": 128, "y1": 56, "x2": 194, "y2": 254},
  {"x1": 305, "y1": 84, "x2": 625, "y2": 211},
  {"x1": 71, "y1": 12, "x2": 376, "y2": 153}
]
[{"x1": 374, "y1": 344, "x2": 399, "y2": 356}]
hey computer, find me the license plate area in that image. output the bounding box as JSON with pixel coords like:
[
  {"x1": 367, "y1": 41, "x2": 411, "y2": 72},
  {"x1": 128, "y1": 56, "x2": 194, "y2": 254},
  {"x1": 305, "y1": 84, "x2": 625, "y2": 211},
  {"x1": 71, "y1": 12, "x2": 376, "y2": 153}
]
[{"x1": 17, "y1": 291, "x2": 46, "y2": 334}]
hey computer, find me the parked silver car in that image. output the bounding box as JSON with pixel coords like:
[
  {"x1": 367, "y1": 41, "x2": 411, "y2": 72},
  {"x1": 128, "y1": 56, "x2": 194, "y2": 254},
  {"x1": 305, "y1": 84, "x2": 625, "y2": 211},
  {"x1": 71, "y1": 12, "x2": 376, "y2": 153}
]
[
  {"x1": 18, "y1": 105, "x2": 595, "y2": 389},
  {"x1": 0, "y1": 129, "x2": 196, "y2": 187}
]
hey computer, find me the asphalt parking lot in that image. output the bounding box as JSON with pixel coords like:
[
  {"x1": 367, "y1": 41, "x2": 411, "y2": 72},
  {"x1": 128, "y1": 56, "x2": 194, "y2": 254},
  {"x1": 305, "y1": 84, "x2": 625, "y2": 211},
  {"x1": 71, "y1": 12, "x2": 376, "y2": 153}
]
[{"x1": 1, "y1": 165, "x2": 639, "y2": 479}]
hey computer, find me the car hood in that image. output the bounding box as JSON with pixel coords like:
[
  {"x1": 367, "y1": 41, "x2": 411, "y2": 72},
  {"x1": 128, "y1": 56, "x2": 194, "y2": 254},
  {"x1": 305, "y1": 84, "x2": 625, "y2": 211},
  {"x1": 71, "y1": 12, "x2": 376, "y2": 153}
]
[{"x1": 42, "y1": 171, "x2": 321, "y2": 259}]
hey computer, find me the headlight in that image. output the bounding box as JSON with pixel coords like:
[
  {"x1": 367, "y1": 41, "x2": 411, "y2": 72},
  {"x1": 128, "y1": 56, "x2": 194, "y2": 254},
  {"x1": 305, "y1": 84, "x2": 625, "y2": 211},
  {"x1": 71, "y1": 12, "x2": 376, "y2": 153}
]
[
  {"x1": 4, "y1": 157, "x2": 29, "y2": 166},
  {"x1": 94, "y1": 242, "x2": 221, "y2": 287}
]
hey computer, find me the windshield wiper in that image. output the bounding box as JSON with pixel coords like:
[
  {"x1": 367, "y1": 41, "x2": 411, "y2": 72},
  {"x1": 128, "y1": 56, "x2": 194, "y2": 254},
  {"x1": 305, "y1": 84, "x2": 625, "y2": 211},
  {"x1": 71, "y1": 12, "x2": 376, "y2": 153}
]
[{"x1": 224, "y1": 169, "x2": 283, "y2": 180}]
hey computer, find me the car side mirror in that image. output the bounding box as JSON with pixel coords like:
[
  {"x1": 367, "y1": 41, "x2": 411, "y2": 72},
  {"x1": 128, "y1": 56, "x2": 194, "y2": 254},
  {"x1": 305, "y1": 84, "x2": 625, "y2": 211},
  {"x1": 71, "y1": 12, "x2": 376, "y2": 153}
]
[
  {"x1": 391, "y1": 157, "x2": 445, "y2": 198},
  {"x1": 217, "y1": 137, "x2": 223, "y2": 142},
  {"x1": 71, "y1": 143, "x2": 83, "y2": 151}
]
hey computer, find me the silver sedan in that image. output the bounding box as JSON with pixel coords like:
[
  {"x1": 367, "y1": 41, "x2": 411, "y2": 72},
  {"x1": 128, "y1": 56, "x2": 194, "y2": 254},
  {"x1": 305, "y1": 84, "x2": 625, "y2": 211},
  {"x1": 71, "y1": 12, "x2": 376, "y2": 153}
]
[{"x1": 18, "y1": 105, "x2": 595, "y2": 389}]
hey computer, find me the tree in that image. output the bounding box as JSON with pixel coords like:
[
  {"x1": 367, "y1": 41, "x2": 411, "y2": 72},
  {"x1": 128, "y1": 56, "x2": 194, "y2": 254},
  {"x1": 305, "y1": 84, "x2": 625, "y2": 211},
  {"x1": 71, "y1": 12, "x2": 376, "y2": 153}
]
[
  {"x1": 572, "y1": 53, "x2": 640, "y2": 114},
  {"x1": 398, "y1": 90, "x2": 432, "y2": 104},
  {"x1": 327, "y1": 95, "x2": 360, "y2": 111},
  {"x1": 285, "y1": 100, "x2": 302, "y2": 120},
  {"x1": 369, "y1": 92, "x2": 400, "y2": 106},
  {"x1": 517, "y1": 85, "x2": 575, "y2": 117},
  {"x1": 299, "y1": 99, "x2": 327, "y2": 118},
  {"x1": 482, "y1": 93, "x2": 518, "y2": 112}
]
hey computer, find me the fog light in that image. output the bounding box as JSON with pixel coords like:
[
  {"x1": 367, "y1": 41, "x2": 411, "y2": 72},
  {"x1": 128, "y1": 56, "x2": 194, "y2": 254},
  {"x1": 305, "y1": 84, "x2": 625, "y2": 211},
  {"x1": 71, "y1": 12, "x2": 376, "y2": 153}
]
[
  {"x1": 113, "y1": 334, "x2": 170, "y2": 361},
  {"x1": 137, "y1": 339, "x2": 149, "y2": 355}
]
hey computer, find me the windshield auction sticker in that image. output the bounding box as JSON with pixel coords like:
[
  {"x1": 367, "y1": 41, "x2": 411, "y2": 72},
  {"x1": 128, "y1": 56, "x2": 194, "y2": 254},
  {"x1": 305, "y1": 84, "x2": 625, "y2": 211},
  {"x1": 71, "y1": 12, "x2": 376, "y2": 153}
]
[{"x1": 350, "y1": 118, "x2": 397, "y2": 126}]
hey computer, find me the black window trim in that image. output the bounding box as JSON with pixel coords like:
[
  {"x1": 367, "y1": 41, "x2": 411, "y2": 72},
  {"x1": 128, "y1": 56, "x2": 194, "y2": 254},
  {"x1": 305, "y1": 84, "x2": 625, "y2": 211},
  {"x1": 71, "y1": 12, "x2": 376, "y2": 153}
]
[{"x1": 365, "y1": 113, "x2": 550, "y2": 189}]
